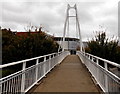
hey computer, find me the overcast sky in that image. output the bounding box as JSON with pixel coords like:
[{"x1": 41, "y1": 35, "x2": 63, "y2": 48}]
[{"x1": 0, "y1": 0, "x2": 119, "y2": 41}]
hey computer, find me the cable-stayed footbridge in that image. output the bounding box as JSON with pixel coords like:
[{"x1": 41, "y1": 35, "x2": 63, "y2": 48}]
[{"x1": 0, "y1": 4, "x2": 120, "y2": 94}]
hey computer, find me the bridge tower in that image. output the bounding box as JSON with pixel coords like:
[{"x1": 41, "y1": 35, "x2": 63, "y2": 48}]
[{"x1": 62, "y1": 4, "x2": 83, "y2": 51}]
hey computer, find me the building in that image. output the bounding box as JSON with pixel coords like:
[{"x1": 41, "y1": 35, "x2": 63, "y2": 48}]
[
  {"x1": 15, "y1": 32, "x2": 88, "y2": 52},
  {"x1": 15, "y1": 31, "x2": 43, "y2": 36},
  {"x1": 54, "y1": 37, "x2": 87, "y2": 51}
]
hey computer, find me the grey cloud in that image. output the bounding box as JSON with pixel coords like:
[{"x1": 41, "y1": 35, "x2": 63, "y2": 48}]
[
  {"x1": 32, "y1": 3, "x2": 65, "y2": 27},
  {"x1": 78, "y1": 2, "x2": 104, "y2": 23},
  {"x1": 78, "y1": 10, "x2": 93, "y2": 24},
  {"x1": 104, "y1": 20, "x2": 118, "y2": 36},
  {"x1": 2, "y1": 2, "x2": 27, "y2": 13},
  {"x1": 2, "y1": 10, "x2": 30, "y2": 24},
  {"x1": 1, "y1": 1, "x2": 118, "y2": 41},
  {"x1": 2, "y1": 22, "x2": 18, "y2": 30}
]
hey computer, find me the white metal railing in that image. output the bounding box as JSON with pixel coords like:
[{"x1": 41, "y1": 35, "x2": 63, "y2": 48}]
[
  {"x1": 77, "y1": 51, "x2": 120, "y2": 93},
  {"x1": 0, "y1": 51, "x2": 69, "y2": 93}
]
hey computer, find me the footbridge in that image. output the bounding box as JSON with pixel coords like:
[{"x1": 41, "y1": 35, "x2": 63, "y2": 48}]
[
  {"x1": 1, "y1": 51, "x2": 120, "y2": 93},
  {"x1": 0, "y1": 4, "x2": 120, "y2": 94}
]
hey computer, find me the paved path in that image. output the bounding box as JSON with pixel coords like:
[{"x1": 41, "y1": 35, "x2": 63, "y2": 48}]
[{"x1": 29, "y1": 55, "x2": 99, "y2": 92}]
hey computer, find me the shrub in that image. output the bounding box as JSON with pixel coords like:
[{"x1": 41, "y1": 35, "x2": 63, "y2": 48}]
[
  {"x1": 2, "y1": 28, "x2": 59, "y2": 64},
  {"x1": 85, "y1": 32, "x2": 120, "y2": 64}
]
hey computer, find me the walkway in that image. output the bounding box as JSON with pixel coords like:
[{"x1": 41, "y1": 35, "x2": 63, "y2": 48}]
[{"x1": 29, "y1": 55, "x2": 99, "y2": 92}]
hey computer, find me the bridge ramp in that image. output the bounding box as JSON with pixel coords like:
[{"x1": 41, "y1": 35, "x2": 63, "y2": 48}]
[{"x1": 29, "y1": 55, "x2": 99, "y2": 92}]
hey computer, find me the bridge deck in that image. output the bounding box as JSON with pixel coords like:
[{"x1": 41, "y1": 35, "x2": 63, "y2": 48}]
[{"x1": 29, "y1": 55, "x2": 99, "y2": 92}]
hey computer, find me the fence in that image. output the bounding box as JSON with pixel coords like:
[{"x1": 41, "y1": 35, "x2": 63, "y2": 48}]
[
  {"x1": 0, "y1": 51, "x2": 69, "y2": 93},
  {"x1": 77, "y1": 51, "x2": 120, "y2": 92}
]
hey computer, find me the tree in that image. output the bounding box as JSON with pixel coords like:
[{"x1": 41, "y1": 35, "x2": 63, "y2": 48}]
[
  {"x1": 85, "y1": 32, "x2": 120, "y2": 64},
  {"x1": 2, "y1": 28, "x2": 59, "y2": 64},
  {"x1": 2, "y1": 27, "x2": 59, "y2": 77}
]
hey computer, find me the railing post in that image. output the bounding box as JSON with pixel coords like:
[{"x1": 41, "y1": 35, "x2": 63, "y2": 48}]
[
  {"x1": 53, "y1": 54, "x2": 55, "y2": 58},
  {"x1": 89, "y1": 55, "x2": 90, "y2": 60},
  {"x1": 35, "y1": 59, "x2": 39, "y2": 83},
  {"x1": 21, "y1": 62, "x2": 26, "y2": 93},
  {"x1": 49, "y1": 55, "x2": 51, "y2": 70},
  {"x1": 43, "y1": 56, "x2": 46, "y2": 75},
  {"x1": 57, "y1": 53, "x2": 60, "y2": 64},
  {"x1": 96, "y1": 59, "x2": 99, "y2": 82},
  {"x1": 53, "y1": 54, "x2": 55, "y2": 66},
  {"x1": 96, "y1": 59, "x2": 99, "y2": 65},
  {"x1": 44, "y1": 56, "x2": 46, "y2": 62},
  {"x1": 104, "y1": 62, "x2": 108, "y2": 92}
]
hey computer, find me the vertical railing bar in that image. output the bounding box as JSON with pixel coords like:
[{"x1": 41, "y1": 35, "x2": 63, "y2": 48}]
[
  {"x1": 21, "y1": 61, "x2": 26, "y2": 93},
  {"x1": 89, "y1": 55, "x2": 90, "y2": 60},
  {"x1": 13, "y1": 77, "x2": 15, "y2": 93},
  {"x1": 18, "y1": 76, "x2": 20, "y2": 93},
  {"x1": 17, "y1": 76, "x2": 19, "y2": 93},
  {"x1": 104, "y1": 61, "x2": 108, "y2": 92},
  {"x1": 12, "y1": 78, "x2": 14, "y2": 93},
  {"x1": 43, "y1": 56, "x2": 46, "y2": 76},
  {"x1": 5, "y1": 82, "x2": 7, "y2": 93},
  {"x1": 9, "y1": 80, "x2": 11, "y2": 93},
  {"x1": 53, "y1": 54, "x2": 54, "y2": 66},
  {"x1": 25, "y1": 72, "x2": 27, "y2": 90},
  {"x1": 10, "y1": 84, "x2": 12, "y2": 94},
  {"x1": 49, "y1": 55, "x2": 51, "y2": 71},
  {"x1": 96, "y1": 58, "x2": 99, "y2": 82},
  {"x1": 29, "y1": 70, "x2": 31, "y2": 88},
  {"x1": 34, "y1": 67, "x2": 36, "y2": 82},
  {"x1": 57, "y1": 53, "x2": 59, "y2": 63},
  {"x1": 30, "y1": 66, "x2": 32, "y2": 86},
  {"x1": 12, "y1": 78, "x2": 15, "y2": 93},
  {"x1": 6, "y1": 80, "x2": 9, "y2": 93},
  {"x1": 96, "y1": 58, "x2": 99, "y2": 65},
  {"x1": 30, "y1": 69, "x2": 31, "y2": 86},
  {"x1": 19, "y1": 75, "x2": 22, "y2": 92},
  {"x1": 38, "y1": 63, "x2": 41, "y2": 79},
  {"x1": 10, "y1": 78, "x2": 13, "y2": 93},
  {"x1": 14, "y1": 76, "x2": 17, "y2": 93},
  {"x1": 14, "y1": 77, "x2": 16, "y2": 93},
  {"x1": 8, "y1": 80, "x2": 11, "y2": 93},
  {"x1": 35, "y1": 59, "x2": 39, "y2": 84}
]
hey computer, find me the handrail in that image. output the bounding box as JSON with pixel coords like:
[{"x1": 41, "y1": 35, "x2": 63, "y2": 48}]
[
  {"x1": 0, "y1": 51, "x2": 70, "y2": 93},
  {"x1": 0, "y1": 52, "x2": 62, "y2": 68},
  {"x1": 83, "y1": 52, "x2": 120, "y2": 68},
  {"x1": 77, "y1": 51, "x2": 120, "y2": 92}
]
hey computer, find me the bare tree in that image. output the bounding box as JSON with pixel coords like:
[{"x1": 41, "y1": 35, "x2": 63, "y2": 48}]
[{"x1": 24, "y1": 22, "x2": 34, "y2": 32}]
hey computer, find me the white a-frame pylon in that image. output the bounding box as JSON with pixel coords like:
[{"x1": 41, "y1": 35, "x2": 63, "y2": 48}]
[{"x1": 62, "y1": 4, "x2": 83, "y2": 51}]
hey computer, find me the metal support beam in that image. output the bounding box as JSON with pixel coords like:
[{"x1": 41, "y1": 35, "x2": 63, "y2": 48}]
[{"x1": 62, "y1": 4, "x2": 83, "y2": 51}]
